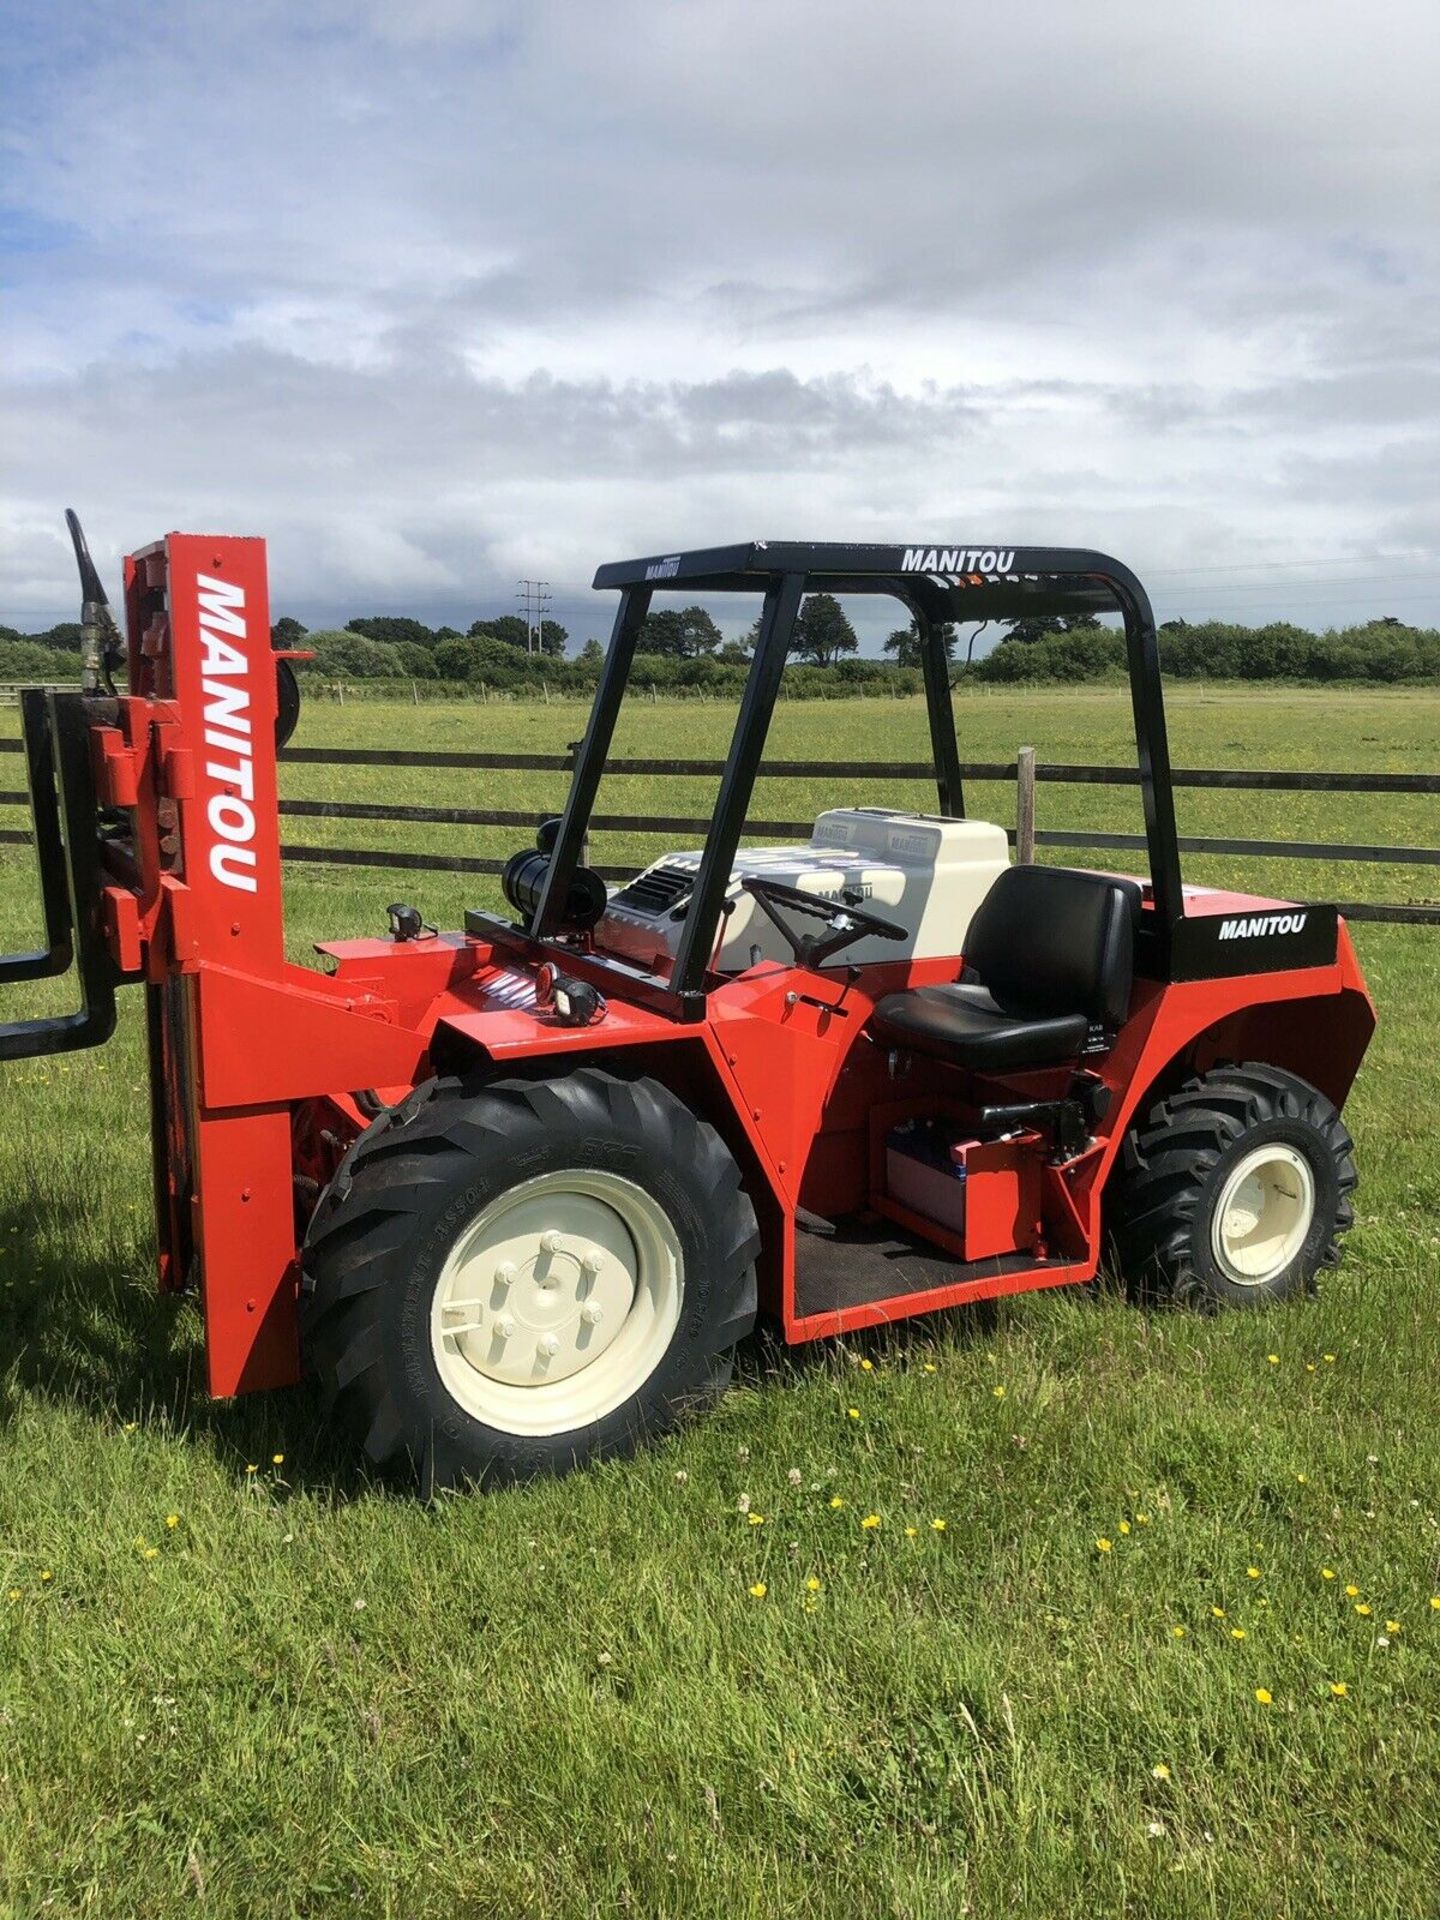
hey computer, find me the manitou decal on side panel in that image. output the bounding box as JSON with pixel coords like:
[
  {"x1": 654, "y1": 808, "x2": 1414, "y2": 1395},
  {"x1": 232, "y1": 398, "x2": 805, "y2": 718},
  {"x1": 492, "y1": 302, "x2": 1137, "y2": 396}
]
[
  {"x1": 1217, "y1": 912, "x2": 1309, "y2": 940},
  {"x1": 195, "y1": 573, "x2": 259, "y2": 894}
]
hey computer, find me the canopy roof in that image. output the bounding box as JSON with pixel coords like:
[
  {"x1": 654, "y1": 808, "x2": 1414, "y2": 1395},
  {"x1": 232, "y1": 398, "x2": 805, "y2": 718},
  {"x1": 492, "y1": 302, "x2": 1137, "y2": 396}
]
[{"x1": 591, "y1": 541, "x2": 1146, "y2": 620}]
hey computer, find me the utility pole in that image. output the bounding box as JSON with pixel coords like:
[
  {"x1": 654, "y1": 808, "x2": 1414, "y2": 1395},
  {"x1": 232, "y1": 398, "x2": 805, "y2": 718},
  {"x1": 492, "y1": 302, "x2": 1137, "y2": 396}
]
[{"x1": 516, "y1": 578, "x2": 551, "y2": 657}]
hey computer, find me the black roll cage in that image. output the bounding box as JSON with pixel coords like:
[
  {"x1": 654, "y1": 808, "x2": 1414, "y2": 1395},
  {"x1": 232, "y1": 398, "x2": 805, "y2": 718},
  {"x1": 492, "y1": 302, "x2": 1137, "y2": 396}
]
[{"x1": 466, "y1": 541, "x2": 1184, "y2": 1021}]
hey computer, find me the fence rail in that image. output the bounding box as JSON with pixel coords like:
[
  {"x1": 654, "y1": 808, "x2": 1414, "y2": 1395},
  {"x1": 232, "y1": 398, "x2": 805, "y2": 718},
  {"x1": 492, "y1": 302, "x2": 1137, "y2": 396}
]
[{"x1": 0, "y1": 740, "x2": 1436, "y2": 925}]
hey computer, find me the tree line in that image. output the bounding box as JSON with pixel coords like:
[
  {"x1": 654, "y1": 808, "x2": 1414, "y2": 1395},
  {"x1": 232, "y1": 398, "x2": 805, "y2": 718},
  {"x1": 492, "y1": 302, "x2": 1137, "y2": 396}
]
[{"x1": 3, "y1": 600, "x2": 1438, "y2": 689}]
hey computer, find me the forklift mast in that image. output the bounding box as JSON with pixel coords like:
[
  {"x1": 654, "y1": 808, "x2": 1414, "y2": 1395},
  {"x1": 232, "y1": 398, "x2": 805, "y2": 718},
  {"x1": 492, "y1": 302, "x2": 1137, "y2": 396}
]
[{"x1": 0, "y1": 531, "x2": 431, "y2": 1394}]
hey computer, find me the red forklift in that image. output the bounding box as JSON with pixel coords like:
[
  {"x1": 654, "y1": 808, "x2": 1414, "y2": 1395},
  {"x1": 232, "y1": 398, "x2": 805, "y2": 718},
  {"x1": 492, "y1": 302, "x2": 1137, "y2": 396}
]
[{"x1": 0, "y1": 523, "x2": 1371, "y2": 1490}]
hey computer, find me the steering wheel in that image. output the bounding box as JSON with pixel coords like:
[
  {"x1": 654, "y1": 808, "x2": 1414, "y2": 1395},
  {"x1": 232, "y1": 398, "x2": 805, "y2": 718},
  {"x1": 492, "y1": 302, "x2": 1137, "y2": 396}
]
[{"x1": 740, "y1": 876, "x2": 907, "y2": 969}]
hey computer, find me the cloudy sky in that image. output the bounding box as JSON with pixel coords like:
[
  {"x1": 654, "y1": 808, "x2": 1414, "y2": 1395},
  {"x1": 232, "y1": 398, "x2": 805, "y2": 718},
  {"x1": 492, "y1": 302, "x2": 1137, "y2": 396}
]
[{"x1": 3, "y1": 0, "x2": 1438, "y2": 647}]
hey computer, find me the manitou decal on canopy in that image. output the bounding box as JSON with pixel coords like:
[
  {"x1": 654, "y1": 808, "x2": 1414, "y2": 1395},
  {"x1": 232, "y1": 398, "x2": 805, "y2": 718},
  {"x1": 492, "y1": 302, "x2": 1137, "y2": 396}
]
[
  {"x1": 1217, "y1": 912, "x2": 1309, "y2": 941},
  {"x1": 901, "y1": 547, "x2": 1017, "y2": 574},
  {"x1": 196, "y1": 571, "x2": 259, "y2": 894}
]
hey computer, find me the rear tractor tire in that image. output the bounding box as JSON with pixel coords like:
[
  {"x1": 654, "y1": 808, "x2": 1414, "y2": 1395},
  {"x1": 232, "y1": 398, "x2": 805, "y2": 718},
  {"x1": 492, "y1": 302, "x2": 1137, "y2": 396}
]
[
  {"x1": 300, "y1": 1070, "x2": 760, "y2": 1492},
  {"x1": 1108, "y1": 1062, "x2": 1357, "y2": 1311}
]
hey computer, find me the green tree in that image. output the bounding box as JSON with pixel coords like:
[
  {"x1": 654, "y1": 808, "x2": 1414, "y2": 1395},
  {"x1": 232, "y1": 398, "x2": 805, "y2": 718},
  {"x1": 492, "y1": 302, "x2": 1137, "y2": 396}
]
[
  {"x1": 18, "y1": 621, "x2": 85, "y2": 653},
  {"x1": 393, "y1": 641, "x2": 438, "y2": 679},
  {"x1": 0, "y1": 637, "x2": 81, "y2": 680},
  {"x1": 1001, "y1": 613, "x2": 1104, "y2": 645},
  {"x1": 577, "y1": 637, "x2": 606, "y2": 674},
  {"x1": 791, "y1": 593, "x2": 858, "y2": 667},
  {"x1": 468, "y1": 614, "x2": 567, "y2": 658},
  {"x1": 636, "y1": 606, "x2": 724, "y2": 658},
  {"x1": 346, "y1": 616, "x2": 435, "y2": 649},
  {"x1": 303, "y1": 631, "x2": 405, "y2": 678},
  {"x1": 271, "y1": 615, "x2": 309, "y2": 646},
  {"x1": 882, "y1": 618, "x2": 958, "y2": 668}
]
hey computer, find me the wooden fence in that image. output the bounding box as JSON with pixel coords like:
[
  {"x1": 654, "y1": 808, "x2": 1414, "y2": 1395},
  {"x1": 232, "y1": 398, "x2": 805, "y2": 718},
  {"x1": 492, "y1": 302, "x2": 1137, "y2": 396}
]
[{"x1": 0, "y1": 741, "x2": 1436, "y2": 925}]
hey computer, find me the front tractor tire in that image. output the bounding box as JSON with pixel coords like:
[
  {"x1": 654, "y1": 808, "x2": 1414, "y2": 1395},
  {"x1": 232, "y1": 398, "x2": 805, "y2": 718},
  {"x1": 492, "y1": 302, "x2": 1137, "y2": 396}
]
[
  {"x1": 300, "y1": 1070, "x2": 759, "y2": 1492},
  {"x1": 1108, "y1": 1062, "x2": 1357, "y2": 1311}
]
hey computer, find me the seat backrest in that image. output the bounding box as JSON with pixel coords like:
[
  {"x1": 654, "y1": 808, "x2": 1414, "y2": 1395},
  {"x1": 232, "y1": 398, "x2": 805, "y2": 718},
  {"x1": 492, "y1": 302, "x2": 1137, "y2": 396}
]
[{"x1": 963, "y1": 865, "x2": 1141, "y2": 1028}]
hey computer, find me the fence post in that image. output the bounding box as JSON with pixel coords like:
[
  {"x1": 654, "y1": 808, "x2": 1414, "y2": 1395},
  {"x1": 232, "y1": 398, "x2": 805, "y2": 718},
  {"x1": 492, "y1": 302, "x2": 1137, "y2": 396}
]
[{"x1": 1016, "y1": 746, "x2": 1036, "y2": 863}]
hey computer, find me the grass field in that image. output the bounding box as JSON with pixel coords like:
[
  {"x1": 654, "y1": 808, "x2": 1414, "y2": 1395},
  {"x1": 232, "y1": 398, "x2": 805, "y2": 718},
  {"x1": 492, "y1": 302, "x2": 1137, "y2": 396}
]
[{"x1": 1, "y1": 685, "x2": 1438, "y2": 1918}]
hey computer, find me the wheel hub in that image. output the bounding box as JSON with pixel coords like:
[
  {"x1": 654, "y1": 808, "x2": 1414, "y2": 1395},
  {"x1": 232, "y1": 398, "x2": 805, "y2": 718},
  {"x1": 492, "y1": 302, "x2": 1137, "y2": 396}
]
[
  {"x1": 1211, "y1": 1144, "x2": 1316, "y2": 1285},
  {"x1": 428, "y1": 1168, "x2": 684, "y2": 1435},
  {"x1": 437, "y1": 1191, "x2": 638, "y2": 1386}
]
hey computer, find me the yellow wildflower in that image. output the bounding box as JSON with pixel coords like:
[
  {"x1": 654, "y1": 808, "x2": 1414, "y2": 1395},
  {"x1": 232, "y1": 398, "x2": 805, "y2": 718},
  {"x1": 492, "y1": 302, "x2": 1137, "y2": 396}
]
[
  {"x1": 846, "y1": 1408, "x2": 860, "y2": 1421},
  {"x1": 1096, "y1": 1538, "x2": 1113, "y2": 1554},
  {"x1": 272, "y1": 1453, "x2": 285, "y2": 1466},
  {"x1": 7, "y1": 1588, "x2": 21, "y2": 1602},
  {"x1": 1329, "y1": 1682, "x2": 1348, "y2": 1698},
  {"x1": 245, "y1": 1464, "x2": 258, "y2": 1476},
  {"x1": 1247, "y1": 1567, "x2": 1261, "y2": 1580},
  {"x1": 1211, "y1": 1606, "x2": 1226, "y2": 1618},
  {"x1": 1322, "y1": 1568, "x2": 1336, "y2": 1581},
  {"x1": 930, "y1": 1518, "x2": 947, "y2": 1532},
  {"x1": 1231, "y1": 1627, "x2": 1246, "y2": 1640},
  {"x1": 748, "y1": 1583, "x2": 767, "y2": 1599},
  {"x1": 1255, "y1": 1688, "x2": 1273, "y2": 1705},
  {"x1": 860, "y1": 1513, "x2": 881, "y2": 1530},
  {"x1": 1323, "y1": 1353, "x2": 1336, "y2": 1363},
  {"x1": 747, "y1": 1513, "x2": 765, "y2": 1527},
  {"x1": 1266, "y1": 1354, "x2": 1279, "y2": 1365},
  {"x1": 165, "y1": 1514, "x2": 179, "y2": 1530},
  {"x1": 805, "y1": 1577, "x2": 821, "y2": 1593},
  {"x1": 142, "y1": 1546, "x2": 158, "y2": 1560},
  {"x1": 1344, "y1": 1584, "x2": 1359, "y2": 1598},
  {"x1": 922, "y1": 1363, "x2": 937, "y2": 1374},
  {"x1": 1118, "y1": 1520, "x2": 1131, "y2": 1535},
  {"x1": 1171, "y1": 1625, "x2": 1187, "y2": 1638},
  {"x1": 39, "y1": 1570, "x2": 52, "y2": 1584},
  {"x1": 829, "y1": 1496, "x2": 845, "y2": 1510},
  {"x1": 992, "y1": 1385, "x2": 1006, "y2": 1399},
  {"x1": 1136, "y1": 1513, "x2": 1152, "y2": 1525},
  {"x1": 905, "y1": 1526, "x2": 918, "y2": 1537},
  {"x1": 1430, "y1": 1597, "x2": 1440, "y2": 1611},
  {"x1": 1355, "y1": 1603, "x2": 1372, "y2": 1617},
  {"x1": 1386, "y1": 1619, "x2": 1401, "y2": 1634},
  {"x1": 1151, "y1": 1763, "x2": 1172, "y2": 1781}
]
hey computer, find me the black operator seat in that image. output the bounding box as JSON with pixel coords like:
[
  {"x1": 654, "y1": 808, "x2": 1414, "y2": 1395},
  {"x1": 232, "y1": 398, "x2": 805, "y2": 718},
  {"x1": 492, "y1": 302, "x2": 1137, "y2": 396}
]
[{"x1": 869, "y1": 866, "x2": 1142, "y2": 1072}]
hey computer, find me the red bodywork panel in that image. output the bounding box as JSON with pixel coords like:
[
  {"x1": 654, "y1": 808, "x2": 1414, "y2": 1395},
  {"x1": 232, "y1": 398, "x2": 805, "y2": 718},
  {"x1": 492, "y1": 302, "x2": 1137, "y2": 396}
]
[{"x1": 99, "y1": 535, "x2": 1375, "y2": 1397}]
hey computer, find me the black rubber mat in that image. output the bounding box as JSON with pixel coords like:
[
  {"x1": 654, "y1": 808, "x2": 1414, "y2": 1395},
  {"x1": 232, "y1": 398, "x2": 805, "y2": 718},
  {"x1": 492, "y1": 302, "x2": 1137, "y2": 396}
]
[{"x1": 794, "y1": 1217, "x2": 1046, "y2": 1316}]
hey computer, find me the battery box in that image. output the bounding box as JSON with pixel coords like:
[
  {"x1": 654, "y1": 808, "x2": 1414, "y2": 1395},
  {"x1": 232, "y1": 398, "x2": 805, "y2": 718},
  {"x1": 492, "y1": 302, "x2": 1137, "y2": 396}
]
[{"x1": 884, "y1": 1118, "x2": 1044, "y2": 1262}]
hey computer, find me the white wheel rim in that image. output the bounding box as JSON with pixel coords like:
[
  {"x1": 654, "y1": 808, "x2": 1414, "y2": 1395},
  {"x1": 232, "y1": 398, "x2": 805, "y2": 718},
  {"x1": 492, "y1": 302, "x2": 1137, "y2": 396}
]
[
  {"x1": 429, "y1": 1169, "x2": 683, "y2": 1436},
  {"x1": 1210, "y1": 1144, "x2": 1316, "y2": 1285}
]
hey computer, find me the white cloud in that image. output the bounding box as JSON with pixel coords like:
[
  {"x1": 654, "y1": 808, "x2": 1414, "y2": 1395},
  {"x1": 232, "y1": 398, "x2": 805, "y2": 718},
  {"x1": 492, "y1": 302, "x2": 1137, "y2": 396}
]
[{"x1": 2, "y1": 0, "x2": 1437, "y2": 636}]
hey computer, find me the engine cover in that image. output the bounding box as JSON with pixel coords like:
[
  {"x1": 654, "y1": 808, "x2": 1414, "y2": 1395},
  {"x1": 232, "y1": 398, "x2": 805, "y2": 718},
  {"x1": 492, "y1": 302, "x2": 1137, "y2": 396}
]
[{"x1": 596, "y1": 808, "x2": 1010, "y2": 973}]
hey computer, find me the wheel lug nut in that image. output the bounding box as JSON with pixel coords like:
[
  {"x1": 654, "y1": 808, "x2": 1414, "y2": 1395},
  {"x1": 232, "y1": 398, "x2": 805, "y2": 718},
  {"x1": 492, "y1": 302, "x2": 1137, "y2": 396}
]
[
  {"x1": 494, "y1": 1261, "x2": 517, "y2": 1288},
  {"x1": 537, "y1": 1333, "x2": 561, "y2": 1358},
  {"x1": 581, "y1": 1251, "x2": 604, "y2": 1275},
  {"x1": 494, "y1": 1314, "x2": 515, "y2": 1339},
  {"x1": 540, "y1": 1231, "x2": 563, "y2": 1255},
  {"x1": 580, "y1": 1301, "x2": 604, "y2": 1326}
]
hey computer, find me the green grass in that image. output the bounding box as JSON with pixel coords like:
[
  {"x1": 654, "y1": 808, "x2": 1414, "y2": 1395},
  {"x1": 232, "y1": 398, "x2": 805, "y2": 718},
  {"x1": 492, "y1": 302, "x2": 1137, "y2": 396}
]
[{"x1": 1, "y1": 687, "x2": 1438, "y2": 1918}]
